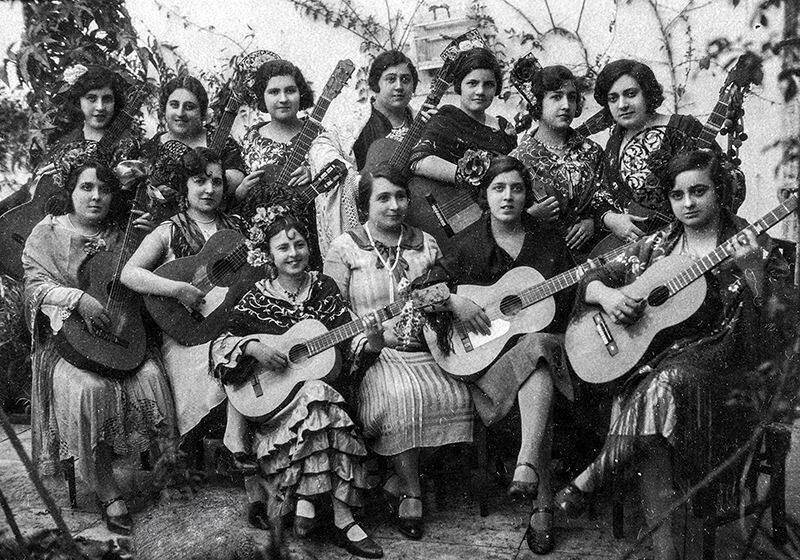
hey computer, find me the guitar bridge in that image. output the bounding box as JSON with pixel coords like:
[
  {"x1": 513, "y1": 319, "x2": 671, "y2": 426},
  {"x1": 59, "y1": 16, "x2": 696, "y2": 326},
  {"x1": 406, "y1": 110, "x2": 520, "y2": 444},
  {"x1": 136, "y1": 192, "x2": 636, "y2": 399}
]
[
  {"x1": 251, "y1": 375, "x2": 263, "y2": 398},
  {"x1": 89, "y1": 321, "x2": 130, "y2": 348},
  {"x1": 593, "y1": 313, "x2": 618, "y2": 356}
]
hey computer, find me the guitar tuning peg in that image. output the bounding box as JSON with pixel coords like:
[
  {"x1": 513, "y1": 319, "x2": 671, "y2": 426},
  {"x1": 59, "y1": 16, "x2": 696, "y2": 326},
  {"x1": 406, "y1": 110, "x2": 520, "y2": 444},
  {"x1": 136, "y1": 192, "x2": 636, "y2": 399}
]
[
  {"x1": 733, "y1": 138, "x2": 743, "y2": 148},
  {"x1": 720, "y1": 128, "x2": 729, "y2": 136},
  {"x1": 733, "y1": 157, "x2": 742, "y2": 166},
  {"x1": 739, "y1": 132, "x2": 748, "y2": 141},
  {"x1": 723, "y1": 118, "x2": 734, "y2": 130}
]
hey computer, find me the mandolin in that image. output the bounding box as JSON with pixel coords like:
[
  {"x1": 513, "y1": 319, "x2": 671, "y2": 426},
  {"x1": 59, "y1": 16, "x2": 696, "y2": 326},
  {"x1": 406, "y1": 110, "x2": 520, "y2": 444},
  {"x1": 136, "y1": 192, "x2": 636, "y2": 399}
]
[
  {"x1": 54, "y1": 176, "x2": 154, "y2": 378},
  {"x1": 566, "y1": 193, "x2": 797, "y2": 384},
  {"x1": 0, "y1": 84, "x2": 150, "y2": 280},
  {"x1": 588, "y1": 53, "x2": 763, "y2": 258},
  {"x1": 144, "y1": 161, "x2": 346, "y2": 346},
  {"x1": 424, "y1": 238, "x2": 634, "y2": 380},
  {"x1": 238, "y1": 59, "x2": 355, "y2": 216},
  {"x1": 225, "y1": 282, "x2": 450, "y2": 420}
]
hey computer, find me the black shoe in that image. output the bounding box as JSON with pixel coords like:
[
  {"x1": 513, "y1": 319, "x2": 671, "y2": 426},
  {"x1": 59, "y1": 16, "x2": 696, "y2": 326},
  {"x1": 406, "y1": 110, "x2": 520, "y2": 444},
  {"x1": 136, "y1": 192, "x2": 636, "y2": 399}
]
[
  {"x1": 555, "y1": 483, "x2": 589, "y2": 519},
  {"x1": 233, "y1": 452, "x2": 259, "y2": 476},
  {"x1": 334, "y1": 521, "x2": 383, "y2": 558},
  {"x1": 396, "y1": 495, "x2": 423, "y2": 540},
  {"x1": 294, "y1": 513, "x2": 317, "y2": 538},
  {"x1": 507, "y1": 462, "x2": 539, "y2": 499},
  {"x1": 247, "y1": 501, "x2": 272, "y2": 531},
  {"x1": 525, "y1": 506, "x2": 555, "y2": 555},
  {"x1": 97, "y1": 496, "x2": 132, "y2": 536}
]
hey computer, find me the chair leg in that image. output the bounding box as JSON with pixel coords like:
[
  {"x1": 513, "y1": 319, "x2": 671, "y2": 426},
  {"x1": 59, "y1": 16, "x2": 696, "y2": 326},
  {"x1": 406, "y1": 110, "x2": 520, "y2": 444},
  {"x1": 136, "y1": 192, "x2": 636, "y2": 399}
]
[
  {"x1": 63, "y1": 458, "x2": 77, "y2": 509},
  {"x1": 612, "y1": 474, "x2": 624, "y2": 539},
  {"x1": 768, "y1": 428, "x2": 790, "y2": 545},
  {"x1": 701, "y1": 518, "x2": 716, "y2": 560},
  {"x1": 474, "y1": 421, "x2": 489, "y2": 517}
]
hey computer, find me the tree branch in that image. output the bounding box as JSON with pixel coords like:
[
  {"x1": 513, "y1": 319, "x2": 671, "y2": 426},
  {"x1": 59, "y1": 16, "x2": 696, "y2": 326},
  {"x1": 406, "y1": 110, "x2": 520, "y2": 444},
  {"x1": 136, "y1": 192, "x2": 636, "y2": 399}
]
[{"x1": 496, "y1": 0, "x2": 541, "y2": 36}]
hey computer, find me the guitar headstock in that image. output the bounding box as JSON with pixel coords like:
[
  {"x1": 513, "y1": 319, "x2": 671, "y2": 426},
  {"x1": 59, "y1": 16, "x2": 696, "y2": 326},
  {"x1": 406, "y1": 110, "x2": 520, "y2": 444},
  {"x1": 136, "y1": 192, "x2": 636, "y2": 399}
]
[
  {"x1": 509, "y1": 52, "x2": 543, "y2": 90},
  {"x1": 724, "y1": 52, "x2": 764, "y2": 93},
  {"x1": 311, "y1": 160, "x2": 347, "y2": 195},
  {"x1": 233, "y1": 49, "x2": 282, "y2": 106},
  {"x1": 409, "y1": 283, "x2": 451, "y2": 310},
  {"x1": 320, "y1": 60, "x2": 356, "y2": 102},
  {"x1": 121, "y1": 82, "x2": 152, "y2": 118},
  {"x1": 431, "y1": 29, "x2": 486, "y2": 97}
]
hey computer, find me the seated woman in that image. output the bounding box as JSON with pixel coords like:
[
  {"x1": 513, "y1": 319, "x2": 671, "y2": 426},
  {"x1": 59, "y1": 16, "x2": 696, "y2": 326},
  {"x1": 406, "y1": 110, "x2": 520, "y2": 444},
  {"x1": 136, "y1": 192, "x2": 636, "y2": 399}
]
[
  {"x1": 419, "y1": 155, "x2": 575, "y2": 555},
  {"x1": 121, "y1": 146, "x2": 247, "y2": 442},
  {"x1": 210, "y1": 208, "x2": 382, "y2": 559},
  {"x1": 324, "y1": 164, "x2": 474, "y2": 540},
  {"x1": 22, "y1": 146, "x2": 176, "y2": 535},
  {"x1": 142, "y1": 75, "x2": 246, "y2": 209},
  {"x1": 555, "y1": 150, "x2": 788, "y2": 560}
]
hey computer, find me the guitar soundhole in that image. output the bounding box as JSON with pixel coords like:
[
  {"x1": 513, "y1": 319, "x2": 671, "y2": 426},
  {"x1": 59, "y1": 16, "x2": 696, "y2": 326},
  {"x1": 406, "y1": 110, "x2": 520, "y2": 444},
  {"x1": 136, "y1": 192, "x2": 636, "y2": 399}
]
[
  {"x1": 499, "y1": 295, "x2": 523, "y2": 316},
  {"x1": 288, "y1": 344, "x2": 309, "y2": 364},
  {"x1": 647, "y1": 285, "x2": 669, "y2": 307}
]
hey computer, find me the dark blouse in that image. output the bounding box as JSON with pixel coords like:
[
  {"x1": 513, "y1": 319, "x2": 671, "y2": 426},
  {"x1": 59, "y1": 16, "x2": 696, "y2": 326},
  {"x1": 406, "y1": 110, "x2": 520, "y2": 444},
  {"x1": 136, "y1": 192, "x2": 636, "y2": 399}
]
[
  {"x1": 408, "y1": 104, "x2": 517, "y2": 168},
  {"x1": 141, "y1": 129, "x2": 246, "y2": 174},
  {"x1": 352, "y1": 106, "x2": 413, "y2": 172},
  {"x1": 421, "y1": 213, "x2": 576, "y2": 334}
]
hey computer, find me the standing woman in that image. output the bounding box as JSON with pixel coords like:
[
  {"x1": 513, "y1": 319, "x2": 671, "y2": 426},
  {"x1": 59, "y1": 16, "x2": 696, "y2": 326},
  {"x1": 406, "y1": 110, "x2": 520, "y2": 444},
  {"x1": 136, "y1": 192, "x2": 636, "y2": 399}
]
[
  {"x1": 22, "y1": 146, "x2": 176, "y2": 535},
  {"x1": 420, "y1": 155, "x2": 575, "y2": 555},
  {"x1": 235, "y1": 60, "x2": 317, "y2": 252},
  {"x1": 409, "y1": 48, "x2": 517, "y2": 187},
  {"x1": 556, "y1": 150, "x2": 787, "y2": 560},
  {"x1": 142, "y1": 75, "x2": 246, "y2": 210},
  {"x1": 591, "y1": 59, "x2": 745, "y2": 244},
  {"x1": 211, "y1": 208, "x2": 382, "y2": 558},
  {"x1": 324, "y1": 164, "x2": 473, "y2": 540},
  {"x1": 121, "y1": 145, "x2": 247, "y2": 442}
]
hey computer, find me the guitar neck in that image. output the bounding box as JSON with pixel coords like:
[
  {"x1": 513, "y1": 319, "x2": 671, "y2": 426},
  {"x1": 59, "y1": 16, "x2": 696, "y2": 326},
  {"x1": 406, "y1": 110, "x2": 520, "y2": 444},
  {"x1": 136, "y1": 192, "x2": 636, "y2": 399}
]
[
  {"x1": 388, "y1": 76, "x2": 450, "y2": 169},
  {"x1": 697, "y1": 85, "x2": 733, "y2": 150},
  {"x1": 97, "y1": 93, "x2": 144, "y2": 152},
  {"x1": 210, "y1": 98, "x2": 240, "y2": 152},
  {"x1": 274, "y1": 98, "x2": 330, "y2": 188},
  {"x1": 666, "y1": 194, "x2": 798, "y2": 296},
  {"x1": 303, "y1": 299, "x2": 408, "y2": 356}
]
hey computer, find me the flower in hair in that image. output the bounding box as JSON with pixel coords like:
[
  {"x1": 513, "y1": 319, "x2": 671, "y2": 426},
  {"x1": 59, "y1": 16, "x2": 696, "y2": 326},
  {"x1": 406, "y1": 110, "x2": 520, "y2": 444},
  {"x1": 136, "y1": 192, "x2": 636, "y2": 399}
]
[
  {"x1": 63, "y1": 64, "x2": 89, "y2": 86},
  {"x1": 455, "y1": 149, "x2": 492, "y2": 189},
  {"x1": 246, "y1": 204, "x2": 290, "y2": 266}
]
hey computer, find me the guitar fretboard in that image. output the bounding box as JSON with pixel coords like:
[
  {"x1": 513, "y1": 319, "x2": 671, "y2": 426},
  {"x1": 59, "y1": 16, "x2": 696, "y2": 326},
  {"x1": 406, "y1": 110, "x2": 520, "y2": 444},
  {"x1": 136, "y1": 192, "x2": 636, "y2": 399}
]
[
  {"x1": 97, "y1": 89, "x2": 146, "y2": 152},
  {"x1": 697, "y1": 84, "x2": 733, "y2": 149},
  {"x1": 665, "y1": 194, "x2": 798, "y2": 296},
  {"x1": 388, "y1": 76, "x2": 450, "y2": 169},
  {"x1": 273, "y1": 97, "x2": 331, "y2": 189},
  {"x1": 210, "y1": 95, "x2": 240, "y2": 152}
]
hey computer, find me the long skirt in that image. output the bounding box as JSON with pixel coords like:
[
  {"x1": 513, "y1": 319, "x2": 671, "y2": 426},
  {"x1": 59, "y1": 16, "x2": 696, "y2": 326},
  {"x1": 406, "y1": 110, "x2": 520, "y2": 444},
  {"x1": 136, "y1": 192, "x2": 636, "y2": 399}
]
[
  {"x1": 357, "y1": 348, "x2": 474, "y2": 456},
  {"x1": 228, "y1": 380, "x2": 369, "y2": 519},
  {"x1": 161, "y1": 335, "x2": 226, "y2": 436},
  {"x1": 51, "y1": 355, "x2": 176, "y2": 488}
]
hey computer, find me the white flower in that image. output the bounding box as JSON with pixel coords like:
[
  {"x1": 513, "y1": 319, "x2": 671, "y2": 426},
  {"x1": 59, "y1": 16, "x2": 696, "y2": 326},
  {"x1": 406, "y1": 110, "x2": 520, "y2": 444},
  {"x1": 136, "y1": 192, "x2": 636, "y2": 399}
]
[
  {"x1": 247, "y1": 247, "x2": 269, "y2": 267},
  {"x1": 63, "y1": 64, "x2": 89, "y2": 86},
  {"x1": 249, "y1": 225, "x2": 265, "y2": 244},
  {"x1": 252, "y1": 207, "x2": 268, "y2": 224}
]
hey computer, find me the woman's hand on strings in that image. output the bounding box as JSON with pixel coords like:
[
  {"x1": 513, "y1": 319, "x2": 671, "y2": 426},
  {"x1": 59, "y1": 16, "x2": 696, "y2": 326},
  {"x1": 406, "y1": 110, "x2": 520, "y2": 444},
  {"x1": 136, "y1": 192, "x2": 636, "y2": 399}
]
[
  {"x1": 604, "y1": 212, "x2": 647, "y2": 242},
  {"x1": 237, "y1": 168, "x2": 266, "y2": 199},
  {"x1": 173, "y1": 282, "x2": 205, "y2": 310},
  {"x1": 449, "y1": 294, "x2": 492, "y2": 335},
  {"x1": 565, "y1": 218, "x2": 594, "y2": 250},
  {"x1": 246, "y1": 341, "x2": 288, "y2": 371},
  {"x1": 287, "y1": 164, "x2": 312, "y2": 187},
  {"x1": 131, "y1": 210, "x2": 157, "y2": 233},
  {"x1": 363, "y1": 312, "x2": 386, "y2": 352},
  {"x1": 418, "y1": 103, "x2": 438, "y2": 123},
  {"x1": 77, "y1": 293, "x2": 111, "y2": 334},
  {"x1": 596, "y1": 285, "x2": 645, "y2": 324}
]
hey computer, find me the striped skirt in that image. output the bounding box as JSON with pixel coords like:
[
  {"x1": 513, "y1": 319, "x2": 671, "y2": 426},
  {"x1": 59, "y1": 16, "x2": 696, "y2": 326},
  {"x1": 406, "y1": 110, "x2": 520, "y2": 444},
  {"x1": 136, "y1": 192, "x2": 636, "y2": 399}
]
[{"x1": 357, "y1": 348, "x2": 473, "y2": 456}]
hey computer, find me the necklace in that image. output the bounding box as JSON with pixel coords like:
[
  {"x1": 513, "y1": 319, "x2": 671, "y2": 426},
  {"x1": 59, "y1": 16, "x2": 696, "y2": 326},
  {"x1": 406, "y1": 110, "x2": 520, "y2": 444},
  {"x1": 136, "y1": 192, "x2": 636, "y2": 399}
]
[
  {"x1": 276, "y1": 273, "x2": 309, "y2": 303},
  {"x1": 535, "y1": 134, "x2": 567, "y2": 152},
  {"x1": 364, "y1": 222, "x2": 403, "y2": 303}
]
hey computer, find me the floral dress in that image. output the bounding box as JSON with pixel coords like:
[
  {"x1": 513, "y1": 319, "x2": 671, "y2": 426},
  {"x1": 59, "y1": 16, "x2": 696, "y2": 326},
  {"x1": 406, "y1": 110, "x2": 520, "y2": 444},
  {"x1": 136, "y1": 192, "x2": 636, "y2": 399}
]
[
  {"x1": 210, "y1": 272, "x2": 368, "y2": 518},
  {"x1": 22, "y1": 214, "x2": 176, "y2": 487}
]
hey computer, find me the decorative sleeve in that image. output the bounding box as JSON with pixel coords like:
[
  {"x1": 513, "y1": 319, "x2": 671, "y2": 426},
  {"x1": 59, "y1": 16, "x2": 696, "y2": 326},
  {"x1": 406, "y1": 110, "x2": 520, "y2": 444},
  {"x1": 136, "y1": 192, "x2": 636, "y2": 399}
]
[{"x1": 209, "y1": 331, "x2": 262, "y2": 385}]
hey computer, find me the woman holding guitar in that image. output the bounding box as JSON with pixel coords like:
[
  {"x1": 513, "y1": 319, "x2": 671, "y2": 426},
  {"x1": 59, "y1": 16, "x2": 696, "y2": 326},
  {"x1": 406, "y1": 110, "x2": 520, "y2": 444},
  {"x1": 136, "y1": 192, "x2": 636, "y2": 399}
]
[
  {"x1": 22, "y1": 147, "x2": 176, "y2": 536},
  {"x1": 555, "y1": 150, "x2": 788, "y2": 560},
  {"x1": 324, "y1": 164, "x2": 473, "y2": 541},
  {"x1": 142, "y1": 75, "x2": 246, "y2": 209},
  {"x1": 121, "y1": 145, "x2": 247, "y2": 445},
  {"x1": 592, "y1": 59, "x2": 745, "y2": 246},
  {"x1": 210, "y1": 208, "x2": 383, "y2": 558},
  {"x1": 419, "y1": 155, "x2": 575, "y2": 555}
]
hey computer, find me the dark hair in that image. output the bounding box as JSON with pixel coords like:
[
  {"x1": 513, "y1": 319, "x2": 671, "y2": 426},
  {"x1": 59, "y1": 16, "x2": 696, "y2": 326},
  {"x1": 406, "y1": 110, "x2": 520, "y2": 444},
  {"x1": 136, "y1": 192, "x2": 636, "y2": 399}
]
[
  {"x1": 368, "y1": 50, "x2": 419, "y2": 93},
  {"x1": 593, "y1": 59, "x2": 665, "y2": 115},
  {"x1": 664, "y1": 149, "x2": 732, "y2": 208},
  {"x1": 474, "y1": 156, "x2": 533, "y2": 210},
  {"x1": 63, "y1": 67, "x2": 127, "y2": 126},
  {"x1": 159, "y1": 75, "x2": 209, "y2": 119},
  {"x1": 530, "y1": 65, "x2": 584, "y2": 120},
  {"x1": 49, "y1": 160, "x2": 121, "y2": 218},
  {"x1": 453, "y1": 48, "x2": 504, "y2": 96},
  {"x1": 251, "y1": 60, "x2": 314, "y2": 113},
  {"x1": 264, "y1": 213, "x2": 310, "y2": 251},
  {"x1": 356, "y1": 163, "x2": 410, "y2": 222},
  {"x1": 175, "y1": 147, "x2": 224, "y2": 196}
]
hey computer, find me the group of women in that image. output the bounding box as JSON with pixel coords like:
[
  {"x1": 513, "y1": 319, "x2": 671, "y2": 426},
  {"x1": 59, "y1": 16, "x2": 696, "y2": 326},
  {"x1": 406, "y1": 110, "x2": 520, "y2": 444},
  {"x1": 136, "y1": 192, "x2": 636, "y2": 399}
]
[{"x1": 12, "y1": 41, "x2": 787, "y2": 560}]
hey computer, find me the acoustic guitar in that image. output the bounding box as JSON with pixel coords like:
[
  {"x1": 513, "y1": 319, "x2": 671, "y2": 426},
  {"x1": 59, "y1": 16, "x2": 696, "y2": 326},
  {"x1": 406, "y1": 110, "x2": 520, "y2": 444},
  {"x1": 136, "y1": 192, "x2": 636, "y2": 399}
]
[
  {"x1": 225, "y1": 282, "x2": 450, "y2": 420},
  {"x1": 424, "y1": 238, "x2": 634, "y2": 380},
  {"x1": 566, "y1": 193, "x2": 797, "y2": 384},
  {"x1": 588, "y1": 53, "x2": 763, "y2": 259},
  {"x1": 0, "y1": 85, "x2": 149, "y2": 280},
  {"x1": 238, "y1": 59, "x2": 354, "y2": 216},
  {"x1": 54, "y1": 177, "x2": 153, "y2": 378},
  {"x1": 144, "y1": 161, "x2": 346, "y2": 346}
]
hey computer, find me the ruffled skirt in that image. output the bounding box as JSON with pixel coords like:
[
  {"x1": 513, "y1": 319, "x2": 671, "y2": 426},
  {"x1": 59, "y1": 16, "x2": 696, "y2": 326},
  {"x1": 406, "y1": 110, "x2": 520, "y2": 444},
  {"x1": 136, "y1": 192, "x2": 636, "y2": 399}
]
[{"x1": 237, "y1": 380, "x2": 368, "y2": 518}]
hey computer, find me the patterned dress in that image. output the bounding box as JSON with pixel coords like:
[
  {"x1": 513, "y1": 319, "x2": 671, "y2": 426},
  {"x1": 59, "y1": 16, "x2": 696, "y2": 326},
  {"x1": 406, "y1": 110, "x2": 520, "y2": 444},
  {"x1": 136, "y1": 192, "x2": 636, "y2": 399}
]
[
  {"x1": 324, "y1": 225, "x2": 473, "y2": 455},
  {"x1": 572, "y1": 212, "x2": 788, "y2": 488},
  {"x1": 210, "y1": 272, "x2": 368, "y2": 518},
  {"x1": 22, "y1": 214, "x2": 176, "y2": 486}
]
